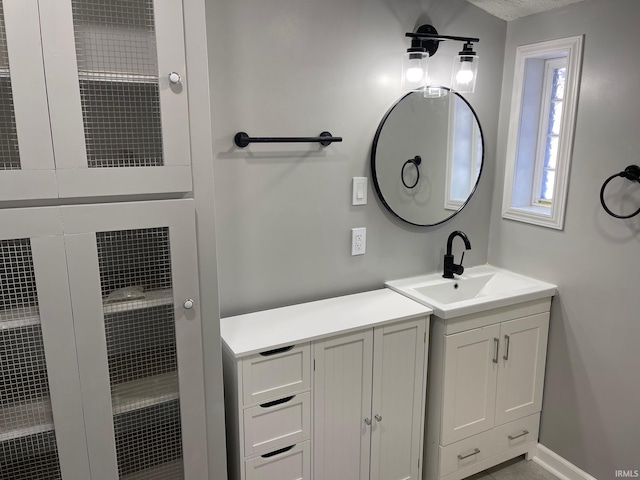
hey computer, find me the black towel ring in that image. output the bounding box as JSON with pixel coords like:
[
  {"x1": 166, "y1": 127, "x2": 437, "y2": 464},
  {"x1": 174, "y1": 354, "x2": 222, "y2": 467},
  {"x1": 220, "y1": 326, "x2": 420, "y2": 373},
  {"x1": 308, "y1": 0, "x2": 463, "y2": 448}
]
[
  {"x1": 401, "y1": 156, "x2": 422, "y2": 189},
  {"x1": 599, "y1": 165, "x2": 640, "y2": 219}
]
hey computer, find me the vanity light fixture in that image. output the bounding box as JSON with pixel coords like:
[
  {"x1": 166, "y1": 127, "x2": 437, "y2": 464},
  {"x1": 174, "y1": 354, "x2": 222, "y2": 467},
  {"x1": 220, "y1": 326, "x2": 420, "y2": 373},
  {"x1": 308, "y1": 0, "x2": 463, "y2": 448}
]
[{"x1": 405, "y1": 24, "x2": 480, "y2": 94}]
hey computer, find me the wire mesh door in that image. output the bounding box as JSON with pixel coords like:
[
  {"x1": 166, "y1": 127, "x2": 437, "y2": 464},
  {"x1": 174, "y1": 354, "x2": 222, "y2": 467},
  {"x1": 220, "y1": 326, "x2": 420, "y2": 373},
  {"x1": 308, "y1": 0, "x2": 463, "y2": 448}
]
[
  {"x1": 0, "y1": 2, "x2": 20, "y2": 171},
  {"x1": 71, "y1": 0, "x2": 163, "y2": 169},
  {"x1": 97, "y1": 227, "x2": 184, "y2": 479},
  {"x1": 0, "y1": 239, "x2": 61, "y2": 480}
]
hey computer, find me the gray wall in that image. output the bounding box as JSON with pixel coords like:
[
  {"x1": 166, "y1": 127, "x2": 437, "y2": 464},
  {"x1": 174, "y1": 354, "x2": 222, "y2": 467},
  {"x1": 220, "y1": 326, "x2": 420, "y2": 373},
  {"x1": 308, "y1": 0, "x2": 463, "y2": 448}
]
[
  {"x1": 207, "y1": 0, "x2": 506, "y2": 317},
  {"x1": 488, "y1": 1, "x2": 640, "y2": 477}
]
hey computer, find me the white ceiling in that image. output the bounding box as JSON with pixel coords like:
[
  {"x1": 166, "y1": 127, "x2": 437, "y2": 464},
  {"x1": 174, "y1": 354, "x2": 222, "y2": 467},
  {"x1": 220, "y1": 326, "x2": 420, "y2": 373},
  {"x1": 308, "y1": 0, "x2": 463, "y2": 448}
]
[{"x1": 466, "y1": 0, "x2": 586, "y2": 21}]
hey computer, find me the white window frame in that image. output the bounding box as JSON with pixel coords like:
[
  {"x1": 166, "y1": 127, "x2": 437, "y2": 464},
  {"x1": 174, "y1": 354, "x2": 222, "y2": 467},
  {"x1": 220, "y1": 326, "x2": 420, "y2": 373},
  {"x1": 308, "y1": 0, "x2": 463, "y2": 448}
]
[
  {"x1": 502, "y1": 36, "x2": 583, "y2": 230},
  {"x1": 445, "y1": 94, "x2": 482, "y2": 211}
]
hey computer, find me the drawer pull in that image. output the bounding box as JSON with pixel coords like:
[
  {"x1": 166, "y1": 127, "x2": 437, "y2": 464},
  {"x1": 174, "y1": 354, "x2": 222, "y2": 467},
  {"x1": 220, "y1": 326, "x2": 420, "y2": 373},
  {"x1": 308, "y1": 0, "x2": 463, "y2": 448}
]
[
  {"x1": 457, "y1": 448, "x2": 480, "y2": 460},
  {"x1": 261, "y1": 444, "x2": 295, "y2": 458},
  {"x1": 508, "y1": 429, "x2": 529, "y2": 440},
  {"x1": 260, "y1": 395, "x2": 295, "y2": 408},
  {"x1": 493, "y1": 338, "x2": 499, "y2": 364},
  {"x1": 259, "y1": 345, "x2": 295, "y2": 357},
  {"x1": 503, "y1": 334, "x2": 510, "y2": 361}
]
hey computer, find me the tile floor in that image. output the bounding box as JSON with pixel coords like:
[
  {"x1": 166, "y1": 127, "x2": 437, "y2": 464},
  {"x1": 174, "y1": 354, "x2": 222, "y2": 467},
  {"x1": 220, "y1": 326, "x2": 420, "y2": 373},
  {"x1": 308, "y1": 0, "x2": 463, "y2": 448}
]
[{"x1": 468, "y1": 455, "x2": 560, "y2": 480}]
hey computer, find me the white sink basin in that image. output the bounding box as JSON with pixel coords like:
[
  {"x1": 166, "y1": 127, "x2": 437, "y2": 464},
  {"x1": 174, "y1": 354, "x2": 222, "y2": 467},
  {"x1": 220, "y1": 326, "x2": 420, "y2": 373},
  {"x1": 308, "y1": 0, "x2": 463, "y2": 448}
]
[{"x1": 385, "y1": 265, "x2": 556, "y2": 319}]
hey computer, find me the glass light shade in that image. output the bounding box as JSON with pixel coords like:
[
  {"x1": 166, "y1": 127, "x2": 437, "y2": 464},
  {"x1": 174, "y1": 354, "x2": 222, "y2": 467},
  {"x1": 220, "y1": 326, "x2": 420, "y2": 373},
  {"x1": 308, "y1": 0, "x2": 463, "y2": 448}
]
[
  {"x1": 451, "y1": 55, "x2": 479, "y2": 93},
  {"x1": 402, "y1": 51, "x2": 427, "y2": 92}
]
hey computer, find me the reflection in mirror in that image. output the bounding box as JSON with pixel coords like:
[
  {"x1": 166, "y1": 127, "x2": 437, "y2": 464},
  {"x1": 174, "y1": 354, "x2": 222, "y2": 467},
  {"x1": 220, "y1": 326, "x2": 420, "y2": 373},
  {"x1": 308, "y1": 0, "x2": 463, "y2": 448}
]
[{"x1": 371, "y1": 88, "x2": 483, "y2": 226}]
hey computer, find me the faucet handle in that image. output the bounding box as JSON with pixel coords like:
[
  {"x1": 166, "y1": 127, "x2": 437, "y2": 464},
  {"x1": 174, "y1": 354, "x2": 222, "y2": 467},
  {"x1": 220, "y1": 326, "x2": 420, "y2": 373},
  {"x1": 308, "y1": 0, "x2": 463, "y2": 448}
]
[{"x1": 459, "y1": 251, "x2": 465, "y2": 266}]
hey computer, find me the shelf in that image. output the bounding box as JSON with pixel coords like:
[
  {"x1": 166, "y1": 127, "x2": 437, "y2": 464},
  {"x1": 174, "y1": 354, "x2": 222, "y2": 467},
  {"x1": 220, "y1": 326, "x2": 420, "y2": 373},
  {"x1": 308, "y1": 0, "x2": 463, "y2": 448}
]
[
  {"x1": 0, "y1": 306, "x2": 41, "y2": 330},
  {"x1": 121, "y1": 460, "x2": 183, "y2": 480},
  {"x1": 103, "y1": 289, "x2": 173, "y2": 315},
  {"x1": 111, "y1": 371, "x2": 179, "y2": 415},
  {"x1": 0, "y1": 397, "x2": 54, "y2": 442},
  {"x1": 78, "y1": 71, "x2": 157, "y2": 84}
]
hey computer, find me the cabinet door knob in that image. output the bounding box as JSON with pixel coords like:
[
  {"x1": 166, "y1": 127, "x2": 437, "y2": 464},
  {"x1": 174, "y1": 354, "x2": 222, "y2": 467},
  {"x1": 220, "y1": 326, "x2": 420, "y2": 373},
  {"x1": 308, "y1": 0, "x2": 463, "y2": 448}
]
[
  {"x1": 374, "y1": 414, "x2": 382, "y2": 422},
  {"x1": 169, "y1": 72, "x2": 182, "y2": 84},
  {"x1": 183, "y1": 299, "x2": 194, "y2": 309},
  {"x1": 364, "y1": 418, "x2": 372, "y2": 426}
]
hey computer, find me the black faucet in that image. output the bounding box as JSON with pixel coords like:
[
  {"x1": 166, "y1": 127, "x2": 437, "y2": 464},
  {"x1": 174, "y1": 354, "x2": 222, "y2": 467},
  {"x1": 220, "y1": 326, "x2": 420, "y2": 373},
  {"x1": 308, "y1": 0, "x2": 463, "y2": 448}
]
[{"x1": 443, "y1": 231, "x2": 472, "y2": 279}]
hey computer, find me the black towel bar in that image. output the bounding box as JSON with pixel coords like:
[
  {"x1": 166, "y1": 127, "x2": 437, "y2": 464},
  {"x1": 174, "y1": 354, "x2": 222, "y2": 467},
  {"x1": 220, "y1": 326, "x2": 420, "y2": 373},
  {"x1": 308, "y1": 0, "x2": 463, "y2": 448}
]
[{"x1": 234, "y1": 131, "x2": 342, "y2": 148}]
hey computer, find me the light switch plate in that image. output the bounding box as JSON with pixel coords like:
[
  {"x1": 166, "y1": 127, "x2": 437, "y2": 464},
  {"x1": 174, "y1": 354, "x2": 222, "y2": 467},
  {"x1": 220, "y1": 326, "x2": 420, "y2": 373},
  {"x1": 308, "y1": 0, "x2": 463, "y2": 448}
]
[{"x1": 352, "y1": 177, "x2": 367, "y2": 205}]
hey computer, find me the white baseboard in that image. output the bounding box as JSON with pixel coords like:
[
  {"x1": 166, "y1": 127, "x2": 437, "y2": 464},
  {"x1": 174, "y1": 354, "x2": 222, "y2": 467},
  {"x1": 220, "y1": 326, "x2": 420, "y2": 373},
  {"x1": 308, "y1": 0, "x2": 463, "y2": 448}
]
[{"x1": 533, "y1": 444, "x2": 598, "y2": 480}]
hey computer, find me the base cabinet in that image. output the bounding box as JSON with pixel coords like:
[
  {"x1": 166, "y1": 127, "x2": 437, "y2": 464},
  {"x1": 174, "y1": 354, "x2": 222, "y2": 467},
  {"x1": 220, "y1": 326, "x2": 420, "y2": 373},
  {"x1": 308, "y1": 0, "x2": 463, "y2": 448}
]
[
  {"x1": 221, "y1": 294, "x2": 430, "y2": 480},
  {"x1": 426, "y1": 299, "x2": 551, "y2": 480},
  {"x1": 0, "y1": 200, "x2": 208, "y2": 480}
]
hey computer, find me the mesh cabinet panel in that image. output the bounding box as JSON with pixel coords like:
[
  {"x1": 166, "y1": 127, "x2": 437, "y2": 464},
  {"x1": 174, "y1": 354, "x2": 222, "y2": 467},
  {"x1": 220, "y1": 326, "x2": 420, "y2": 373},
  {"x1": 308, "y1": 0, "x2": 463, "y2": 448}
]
[
  {"x1": 71, "y1": 0, "x2": 164, "y2": 168},
  {"x1": 0, "y1": 239, "x2": 62, "y2": 480},
  {"x1": 0, "y1": 2, "x2": 20, "y2": 170},
  {"x1": 97, "y1": 228, "x2": 184, "y2": 478}
]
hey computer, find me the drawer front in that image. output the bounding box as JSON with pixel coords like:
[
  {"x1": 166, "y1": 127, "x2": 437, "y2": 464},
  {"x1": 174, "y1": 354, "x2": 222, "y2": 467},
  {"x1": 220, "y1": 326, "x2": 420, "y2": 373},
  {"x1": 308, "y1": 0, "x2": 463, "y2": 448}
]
[
  {"x1": 243, "y1": 344, "x2": 311, "y2": 405},
  {"x1": 245, "y1": 441, "x2": 311, "y2": 480},
  {"x1": 244, "y1": 392, "x2": 311, "y2": 456},
  {"x1": 439, "y1": 413, "x2": 540, "y2": 477}
]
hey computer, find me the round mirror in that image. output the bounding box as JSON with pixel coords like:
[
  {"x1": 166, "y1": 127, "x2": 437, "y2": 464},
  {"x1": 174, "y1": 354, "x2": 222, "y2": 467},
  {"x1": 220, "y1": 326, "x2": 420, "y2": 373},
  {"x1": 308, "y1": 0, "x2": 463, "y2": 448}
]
[{"x1": 371, "y1": 88, "x2": 484, "y2": 226}]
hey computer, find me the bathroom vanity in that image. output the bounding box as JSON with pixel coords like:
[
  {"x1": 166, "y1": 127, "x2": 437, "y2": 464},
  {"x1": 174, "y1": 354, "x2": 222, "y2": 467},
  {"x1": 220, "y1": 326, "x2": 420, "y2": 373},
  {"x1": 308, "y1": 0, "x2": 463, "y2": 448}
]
[
  {"x1": 220, "y1": 289, "x2": 431, "y2": 480},
  {"x1": 386, "y1": 266, "x2": 557, "y2": 480}
]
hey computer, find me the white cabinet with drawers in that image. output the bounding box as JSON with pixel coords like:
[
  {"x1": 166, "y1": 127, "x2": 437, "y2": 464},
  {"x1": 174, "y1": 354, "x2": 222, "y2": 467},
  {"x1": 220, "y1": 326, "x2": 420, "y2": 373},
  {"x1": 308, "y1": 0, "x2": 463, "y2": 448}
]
[
  {"x1": 425, "y1": 297, "x2": 552, "y2": 480},
  {"x1": 221, "y1": 289, "x2": 432, "y2": 480}
]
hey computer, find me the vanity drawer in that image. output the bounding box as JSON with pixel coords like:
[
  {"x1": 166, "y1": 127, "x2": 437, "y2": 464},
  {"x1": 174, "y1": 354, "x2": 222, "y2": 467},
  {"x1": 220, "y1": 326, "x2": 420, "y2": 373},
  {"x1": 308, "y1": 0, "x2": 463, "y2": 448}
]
[
  {"x1": 242, "y1": 344, "x2": 311, "y2": 405},
  {"x1": 439, "y1": 413, "x2": 539, "y2": 476},
  {"x1": 243, "y1": 392, "x2": 311, "y2": 456},
  {"x1": 245, "y1": 441, "x2": 311, "y2": 480}
]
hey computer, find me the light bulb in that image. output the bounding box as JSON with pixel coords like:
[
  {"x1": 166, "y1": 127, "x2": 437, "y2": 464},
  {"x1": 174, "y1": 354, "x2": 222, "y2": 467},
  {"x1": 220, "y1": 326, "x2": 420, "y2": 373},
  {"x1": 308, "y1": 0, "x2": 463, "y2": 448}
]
[
  {"x1": 456, "y1": 67, "x2": 474, "y2": 85},
  {"x1": 402, "y1": 50, "x2": 427, "y2": 92},
  {"x1": 406, "y1": 67, "x2": 424, "y2": 83}
]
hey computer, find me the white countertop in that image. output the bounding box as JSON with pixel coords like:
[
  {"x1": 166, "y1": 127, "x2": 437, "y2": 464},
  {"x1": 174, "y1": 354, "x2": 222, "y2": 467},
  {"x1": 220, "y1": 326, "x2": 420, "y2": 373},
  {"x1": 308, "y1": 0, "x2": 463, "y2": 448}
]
[{"x1": 220, "y1": 289, "x2": 432, "y2": 358}]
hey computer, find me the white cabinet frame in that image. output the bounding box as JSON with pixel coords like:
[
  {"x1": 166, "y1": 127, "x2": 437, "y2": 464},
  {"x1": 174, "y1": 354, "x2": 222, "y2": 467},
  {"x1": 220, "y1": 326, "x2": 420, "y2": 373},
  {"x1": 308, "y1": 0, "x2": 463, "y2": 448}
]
[
  {"x1": 0, "y1": 0, "x2": 57, "y2": 201},
  {"x1": 38, "y1": 0, "x2": 192, "y2": 198}
]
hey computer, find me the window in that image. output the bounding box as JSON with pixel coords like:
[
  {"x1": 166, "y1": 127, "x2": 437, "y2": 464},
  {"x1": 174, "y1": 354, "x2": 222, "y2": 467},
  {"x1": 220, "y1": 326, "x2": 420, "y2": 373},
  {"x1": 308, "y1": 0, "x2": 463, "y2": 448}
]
[
  {"x1": 502, "y1": 36, "x2": 583, "y2": 229},
  {"x1": 445, "y1": 94, "x2": 483, "y2": 210}
]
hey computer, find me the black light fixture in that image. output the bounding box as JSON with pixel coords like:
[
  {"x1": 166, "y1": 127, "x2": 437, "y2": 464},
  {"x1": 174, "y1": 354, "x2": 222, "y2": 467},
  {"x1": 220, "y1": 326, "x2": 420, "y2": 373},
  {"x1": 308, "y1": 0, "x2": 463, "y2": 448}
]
[{"x1": 404, "y1": 24, "x2": 480, "y2": 94}]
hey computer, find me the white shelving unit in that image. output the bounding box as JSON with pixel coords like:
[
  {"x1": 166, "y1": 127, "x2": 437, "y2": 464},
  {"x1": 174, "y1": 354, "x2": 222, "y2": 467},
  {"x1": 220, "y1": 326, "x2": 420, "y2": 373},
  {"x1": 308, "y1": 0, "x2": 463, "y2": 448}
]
[
  {"x1": 0, "y1": 397, "x2": 54, "y2": 442},
  {"x1": 0, "y1": 201, "x2": 208, "y2": 480},
  {"x1": 111, "y1": 372, "x2": 179, "y2": 415}
]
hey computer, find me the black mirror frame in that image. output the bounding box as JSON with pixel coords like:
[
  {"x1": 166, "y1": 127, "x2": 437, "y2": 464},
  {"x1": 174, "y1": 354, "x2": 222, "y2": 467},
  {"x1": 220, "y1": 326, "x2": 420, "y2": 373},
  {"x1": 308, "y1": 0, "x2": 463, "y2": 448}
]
[{"x1": 370, "y1": 87, "x2": 485, "y2": 227}]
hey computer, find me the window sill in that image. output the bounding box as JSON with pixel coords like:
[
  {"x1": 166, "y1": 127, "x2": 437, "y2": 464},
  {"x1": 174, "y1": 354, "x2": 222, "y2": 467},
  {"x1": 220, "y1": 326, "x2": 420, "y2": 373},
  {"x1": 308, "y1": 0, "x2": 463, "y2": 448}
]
[{"x1": 502, "y1": 205, "x2": 563, "y2": 230}]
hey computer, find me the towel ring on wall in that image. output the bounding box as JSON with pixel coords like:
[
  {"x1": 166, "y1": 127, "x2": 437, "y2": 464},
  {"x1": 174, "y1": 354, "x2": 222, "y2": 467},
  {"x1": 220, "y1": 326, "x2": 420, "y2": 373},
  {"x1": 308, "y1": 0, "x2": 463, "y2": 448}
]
[
  {"x1": 401, "y1": 156, "x2": 422, "y2": 189},
  {"x1": 599, "y1": 165, "x2": 640, "y2": 219}
]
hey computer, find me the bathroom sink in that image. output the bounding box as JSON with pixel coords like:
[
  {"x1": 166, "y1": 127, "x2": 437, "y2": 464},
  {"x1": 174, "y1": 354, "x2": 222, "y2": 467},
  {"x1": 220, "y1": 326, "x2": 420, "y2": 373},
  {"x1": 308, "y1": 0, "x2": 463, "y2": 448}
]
[{"x1": 385, "y1": 265, "x2": 556, "y2": 319}]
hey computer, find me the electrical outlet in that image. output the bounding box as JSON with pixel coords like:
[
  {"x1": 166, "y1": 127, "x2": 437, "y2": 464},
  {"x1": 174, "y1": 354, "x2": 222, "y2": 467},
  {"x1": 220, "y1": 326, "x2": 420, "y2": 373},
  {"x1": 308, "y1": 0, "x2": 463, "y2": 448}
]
[{"x1": 351, "y1": 228, "x2": 366, "y2": 255}]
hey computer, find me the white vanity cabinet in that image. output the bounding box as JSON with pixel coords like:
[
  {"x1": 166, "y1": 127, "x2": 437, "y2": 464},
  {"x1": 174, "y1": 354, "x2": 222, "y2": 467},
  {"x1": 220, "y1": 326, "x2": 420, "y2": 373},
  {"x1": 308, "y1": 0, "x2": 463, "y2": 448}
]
[
  {"x1": 425, "y1": 298, "x2": 551, "y2": 480},
  {"x1": 0, "y1": 0, "x2": 192, "y2": 201},
  {"x1": 221, "y1": 290, "x2": 431, "y2": 480}
]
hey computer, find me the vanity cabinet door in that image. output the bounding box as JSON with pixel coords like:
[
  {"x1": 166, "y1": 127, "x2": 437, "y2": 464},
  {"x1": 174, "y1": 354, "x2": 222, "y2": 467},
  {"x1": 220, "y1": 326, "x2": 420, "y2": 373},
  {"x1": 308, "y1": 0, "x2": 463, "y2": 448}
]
[
  {"x1": 313, "y1": 330, "x2": 374, "y2": 480},
  {"x1": 441, "y1": 324, "x2": 500, "y2": 445},
  {"x1": 495, "y1": 313, "x2": 549, "y2": 426},
  {"x1": 370, "y1": 319, "x2": 426, "y2": 480}
]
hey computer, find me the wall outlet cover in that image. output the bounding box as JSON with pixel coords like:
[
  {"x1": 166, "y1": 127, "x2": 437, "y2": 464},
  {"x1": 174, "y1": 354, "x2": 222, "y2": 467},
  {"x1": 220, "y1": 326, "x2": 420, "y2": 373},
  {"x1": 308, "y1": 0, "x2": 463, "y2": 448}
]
[{"x1": 351, "y1": 227, "x2": 366, "y2": 255}]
